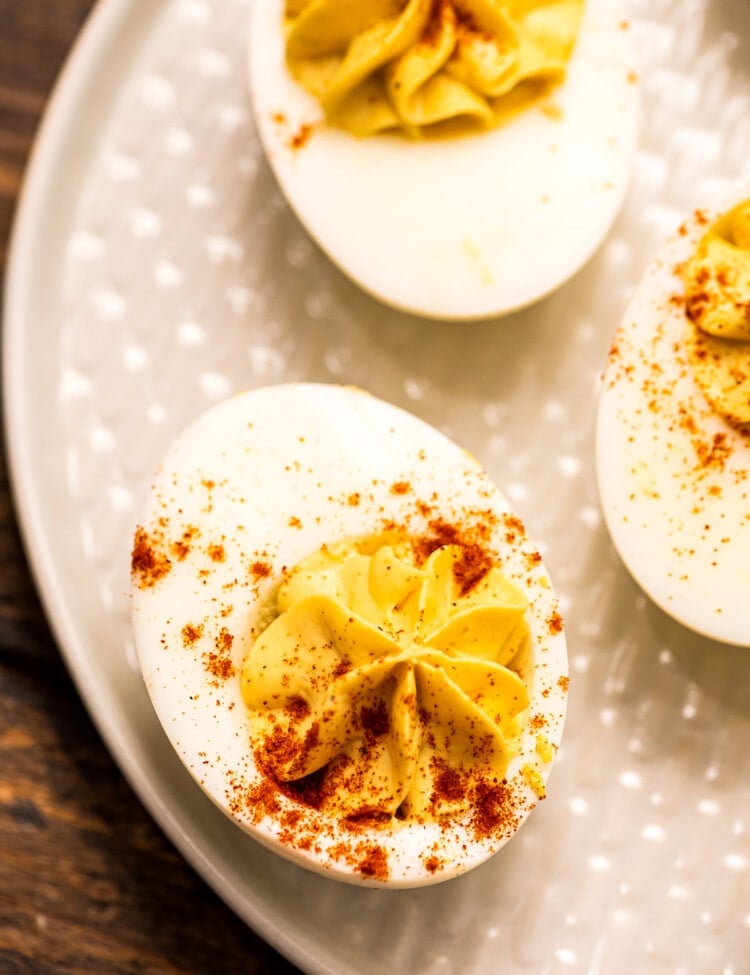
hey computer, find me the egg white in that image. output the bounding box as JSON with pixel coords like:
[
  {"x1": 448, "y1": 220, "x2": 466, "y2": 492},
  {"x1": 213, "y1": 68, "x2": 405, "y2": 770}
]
[
  {"x1": 131, "y1": 383, "x2": 568, "y2": 886},
  {"x1": 596, "y1": 182, "x2": 750, "y2": 648},
  {"x1": 248, "y1": 0, "x2": 639, "y2": 321}
]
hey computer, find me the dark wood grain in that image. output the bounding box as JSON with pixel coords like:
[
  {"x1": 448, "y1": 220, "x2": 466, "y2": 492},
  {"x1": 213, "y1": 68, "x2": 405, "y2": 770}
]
[{"x1": 0, "y1": 4, "x2": 301, "y2": 972}]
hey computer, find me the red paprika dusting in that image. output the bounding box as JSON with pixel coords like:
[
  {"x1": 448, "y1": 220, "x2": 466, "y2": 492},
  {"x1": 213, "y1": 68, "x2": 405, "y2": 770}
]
[
  {"x1": 171, "y1": 526, "x2": 199, "y2": 560},
  {"x1": 525, "y1": 550, "x2": 542, "y2": 570},
  {"x1": 204, "y1": 653, "x2": 234, "y2": 682},
  {"x1": 332, "y1": 659, "x2": 352, "y2": 680},
  {"x1": 471, "y1": 781, "x2": 521, "y2": 840},
  {"x1": 390, "y1": 480, "x2": 411, "y2": 495},
  {"x1": 288, "y1": 123, "x2": 313, "y2": 151},
  {"x1": 358, "y1": 701, "x2": 390, "y2": 741},
  {"x1": 207, "y1": 543, "x2": 225, "y2": 562},
  {"x1": 171, "y1": 539, "x2": 189, "y2": 560},
  {"x1": 356, "y1": 845, "x2": 389, "y2": 881},
  {"x1": 202, "y1": 625, "x2": 236, "y2": 684},
  {"x1": 344, "y1": 810, "x2": 392, "y2": 830},
  {"x1": 547, "y1": 611, "x2": 564, "y2": 635},
  {"x1": 411, "y1": 516, "x2": 496, "y2": 594},
  {"x1": 258, "y1": 724, "x2": 304, "y2": 778},
  {"x1": 416, "y1": 500, "x2": 432, "y2": 518},
  {"x1": 181, "y1": 622, "x2": 203, "y2": 647},
  {"x1": 216, "y1": 627, "x2": 233, "y2": 653},
  {"x1": 281, "y1": 762, "x2": 329, "y2": 809},
  {"x1": 696, "y1": 432, "x2": 732, "y2": 471},
  {"x1": 250, "y1": 560, "x2": 272, "y2": 579},
  {"x1": 131, "y1": 526, "x2": 171, "y2": 588},
  {"x1": 230, "y1": 777, "x2": 281, "y2": 819},
  {"x1": 503, "y1": 513, "x2": 526, "y2": 544},
  {"x1": 431, "y1": 760, "x2": 466, "y2": 805},
  {"x1": 453, "y1": 543, "x2": 494, "y2": 595},
  {"x1": 285, "y1": 695, "x2": 311, "y2": 721}
]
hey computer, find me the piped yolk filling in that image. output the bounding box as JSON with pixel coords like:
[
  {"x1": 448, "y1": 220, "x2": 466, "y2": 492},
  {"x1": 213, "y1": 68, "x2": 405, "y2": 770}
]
[
  {"x1": 284, "y1": 0, "x2": 584, "y2": 137},
  {"x1": 683, "y1": 200, "x2": 750, "y2": 431},
  {"x1": 241, "y1": 534, "x2": 534, "y2": 823}
]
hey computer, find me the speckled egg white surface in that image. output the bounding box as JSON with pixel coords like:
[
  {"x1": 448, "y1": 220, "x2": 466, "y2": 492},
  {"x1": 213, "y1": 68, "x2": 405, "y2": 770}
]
[
  {"x1": 250, "y1": 0, "x2": 640, "y2": 320},
  {"x1": 4, "y1": 0, "x2": 750, "y2": 971},
  {"x1": 132, "y1": 383, "x2": 567, "y2": 887},
  {"x1": 596, "y1": 181, "x2": 750, "y2": 647}
]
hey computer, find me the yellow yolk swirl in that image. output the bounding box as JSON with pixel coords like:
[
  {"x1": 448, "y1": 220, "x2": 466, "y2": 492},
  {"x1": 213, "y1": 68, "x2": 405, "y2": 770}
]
[
  {"x1": 241, "y1": 536, "x2": 531, "y2": 821},
  {"x1": 284, "y1": 0, "x2": 585, "y2": 137},
  {"x1": 683, "y1": 200, "x2": 750, "y2": 430}
]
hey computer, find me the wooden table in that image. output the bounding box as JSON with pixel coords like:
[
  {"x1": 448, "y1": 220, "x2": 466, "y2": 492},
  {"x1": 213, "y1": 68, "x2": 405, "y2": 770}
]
[{"x1": 0, "y1": 4, "x2": 300, "y2": 972}]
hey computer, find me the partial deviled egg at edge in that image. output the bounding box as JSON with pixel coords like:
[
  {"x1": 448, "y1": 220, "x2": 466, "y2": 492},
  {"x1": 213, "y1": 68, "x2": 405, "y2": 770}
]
[
  {"x1": 596, "y1": 181, "x2": 750, "y2": 648},
  {"x1": 249, "y1": 0, "x2": 640, "y2": 320},
  {"x1": 131, "y1": 384, "x2": 568, "y2": 887}
]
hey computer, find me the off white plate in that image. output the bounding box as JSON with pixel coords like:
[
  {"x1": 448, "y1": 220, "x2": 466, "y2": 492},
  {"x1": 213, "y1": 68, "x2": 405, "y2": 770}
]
[{"x1": 4, "y1": 0, "x2": 750, "y2": 972}]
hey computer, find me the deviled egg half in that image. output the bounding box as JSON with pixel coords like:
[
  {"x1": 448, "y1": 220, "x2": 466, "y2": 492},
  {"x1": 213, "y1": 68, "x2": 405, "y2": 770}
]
[
  {"x1": 132, "y1": 384, "x2": 568, "y2": 886},
  {"x1": 249, "y1": 0, "x2": 639, "y2": 320},
  {"x1": 596, "y1": 182, "x2": 750, "y2": 647}
]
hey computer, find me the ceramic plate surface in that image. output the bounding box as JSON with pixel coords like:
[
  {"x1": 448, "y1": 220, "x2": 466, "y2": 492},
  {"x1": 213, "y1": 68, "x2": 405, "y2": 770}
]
[{"x1": 4, "y1": 0, "x2": 750, "y2": 972}]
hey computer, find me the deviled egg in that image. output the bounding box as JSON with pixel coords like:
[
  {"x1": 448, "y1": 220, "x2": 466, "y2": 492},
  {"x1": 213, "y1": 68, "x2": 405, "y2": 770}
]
[
  {"x1": 249, "y1": 0, "x2": 639, "y2": 320},
  {"x1": 131, "y1": 384, "x2": 568, "y2": 886},
  {"x1": 596, "y1": 183, "x2": 750, "y2": 647}
]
